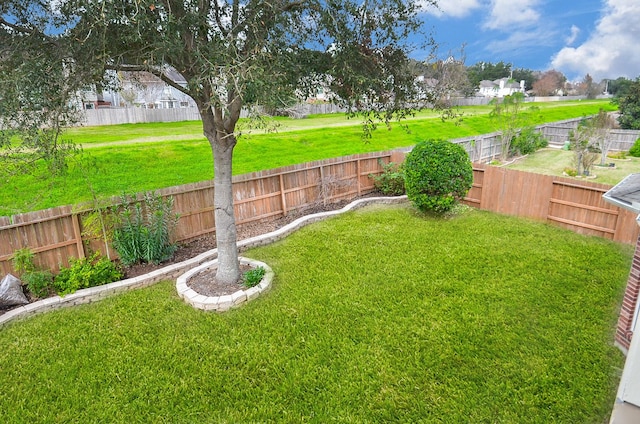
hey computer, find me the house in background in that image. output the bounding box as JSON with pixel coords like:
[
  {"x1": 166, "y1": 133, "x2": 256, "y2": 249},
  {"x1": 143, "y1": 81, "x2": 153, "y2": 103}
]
[
  {"x1": 78, "y1": 70, "x2": 197, "y2": 110},
  {"x1": 478, "y1": 78, "x2": 526, "y2": 98}
]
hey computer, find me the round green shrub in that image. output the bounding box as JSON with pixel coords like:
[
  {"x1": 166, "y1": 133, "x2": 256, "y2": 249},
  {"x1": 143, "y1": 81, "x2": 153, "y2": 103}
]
[
  {"x1": 629, "y1": 138, "x2": 640, "y2": 157},
  {"x1": 404, "y1": 139, "x2": 473, "y2": 214}
]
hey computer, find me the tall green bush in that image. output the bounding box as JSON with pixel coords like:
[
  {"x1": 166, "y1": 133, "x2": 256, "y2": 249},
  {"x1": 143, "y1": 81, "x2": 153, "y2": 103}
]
[
  {"x1": 511, "y1": 126, "x2": 548, "y2": 156},
  {"x1": 112, "y1": 192, "x2": 179, "y2": 266},
  {"x1": 629, "y1": 138, "x2": 640, "y2": 157},
  {"x1": 404, "y1": 139, "x2": 473, "y2": 214}
]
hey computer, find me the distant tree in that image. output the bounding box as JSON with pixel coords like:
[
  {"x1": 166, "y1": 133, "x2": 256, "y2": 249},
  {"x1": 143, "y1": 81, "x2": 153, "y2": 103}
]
[
  {"x1": 608, "y1": 77, "x2": 633, "y2": 97},
  {"x1": 489, "y1": 92, "x2": 540, "y2": 160},
  {"x1": 511, "y1": 68, "x2": 535, "y2": 92},
  {"x1": 591, "y1": 109, "x2": 617, "y2": 165},
  {"x1": 415, "y1": 53, "x2": 473, "y2": 102},
  {"x1": 616, "y1": 78, "x2": 640, "y2": 130},
  {"x1": 532, "y1": 70, "x2": 566, "y2": 96},
  {"x1": 577, "y1": 74, "x2": 600, "y2": 99},
  {"x1": 466, "y1": 61, "x2": 534, "y2": 93},
  {"x1": 568, "y1": 115, "x2": 611, "y2": 175},
  {"x1": 0, "y1": 0, "x2": 443, "y2": 285},
  {"x1": 467, "y1": 61, "x2": 512, "y2": 88}
]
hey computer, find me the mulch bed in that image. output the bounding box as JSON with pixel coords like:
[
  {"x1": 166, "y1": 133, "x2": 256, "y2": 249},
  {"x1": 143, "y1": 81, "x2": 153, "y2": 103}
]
[{"x1": 2, "y1": 194, "x2": 383, "y2": 315}]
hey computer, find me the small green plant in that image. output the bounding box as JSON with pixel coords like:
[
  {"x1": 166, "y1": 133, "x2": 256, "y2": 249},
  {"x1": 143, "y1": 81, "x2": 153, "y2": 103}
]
[
  {"x1": 404, "y1": 139, "x2": 473, "y2": 215},
  {"x1": 242, "y1": 266, "x2": 266, "y2": 288},
  {"x1": 563, "y1": 167, "x2": 578, "y2": 177},
  {"x1": 608, "y1": 150, "x2": 628, "y2": 160},
  {"x1": 11, "y1": 247, "x2": 53, "y2": 298},
  {"x1": 369, "y1": 160, "x2": 405, "y2": 196},
  {"x1": 12, "y1": 247, "x2": 35, "y2": 275},
  {"x1": 112, "y1": 192, "x2": 179, "y2": 266},
  {"x1": 53, "y1": 252, "x2": 123, "y2": 296},
  {"x1": 629, "y1": 138, "x2": 640, "y2": 157},
  {"x1": 21, "y1": 271, "x2": 54, "y2": 298}
]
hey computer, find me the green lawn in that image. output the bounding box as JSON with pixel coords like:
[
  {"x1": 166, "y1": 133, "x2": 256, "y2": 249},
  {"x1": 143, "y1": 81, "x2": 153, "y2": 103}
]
[
  {"x1": 0, "y1": 205, "x2": 631, "y2": 423},
  {"x1": 0, "y1": 100, "x2": 616, "y2": 216},
  {"x1": 506, "y1": 148, "x2": 640, "y2": 186}
]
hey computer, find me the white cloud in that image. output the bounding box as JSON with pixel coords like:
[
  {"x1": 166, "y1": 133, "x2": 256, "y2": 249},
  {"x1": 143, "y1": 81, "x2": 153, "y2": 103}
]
[
  {"x1": 483, "y1": 0, "x2": 541, "y2": 30},
  {"x1": 551, "y1": 0, "x2": 640, "y2": 80},
  {"x1": 484, "y1": 27, "x2": 556, "y2": 56},
  {"x1": 565, "y1": 25, "x2": 580, "y2": 45},
  {"x1": 420, "y1": 0, "x2": 482, "y2": 18}
]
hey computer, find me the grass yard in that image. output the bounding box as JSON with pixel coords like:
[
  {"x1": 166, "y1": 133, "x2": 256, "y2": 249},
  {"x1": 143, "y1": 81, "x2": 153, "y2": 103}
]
[
  {"x1": 506, "y1": 148, "x2": 640, "y2": 186},
  {"x1": 0, "y1": 100, "x2": 616, "y2": 216},
  {"x1": 0, "y1": 205, "x2": 631, "y2": 423}
]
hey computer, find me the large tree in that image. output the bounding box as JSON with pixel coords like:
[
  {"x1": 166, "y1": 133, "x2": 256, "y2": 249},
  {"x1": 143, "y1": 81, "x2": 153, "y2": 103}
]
[
  {"x1": 608, "y1": 77, "x2": 633, "y2": 97},
  {"x1": 615, "y1": 77, "x2": 640, "y2": 130},
  {"x1": 532, "y1": 69, "x2": 566, "y2": 96},
  {"x1": 0, "y1": 0, "x2": 438, "y2": 284}
]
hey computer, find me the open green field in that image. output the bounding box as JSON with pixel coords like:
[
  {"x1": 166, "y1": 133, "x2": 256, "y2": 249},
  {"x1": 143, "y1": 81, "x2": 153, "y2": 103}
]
[
  {"x1": 0, "y1": 205, "x2": 631, "y2": 422},
  {"x1": 0, "y1": 99, "x2": 616, "y2": 216}
]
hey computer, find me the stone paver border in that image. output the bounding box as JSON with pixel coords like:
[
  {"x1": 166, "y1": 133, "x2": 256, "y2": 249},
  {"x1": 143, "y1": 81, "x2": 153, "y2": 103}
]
[
  {"x1": 0, "y1": 196, "x2": 407, "y2": 325},
  {"x1": 176, "y1": 257, "x2": 274, "y2": 311}
]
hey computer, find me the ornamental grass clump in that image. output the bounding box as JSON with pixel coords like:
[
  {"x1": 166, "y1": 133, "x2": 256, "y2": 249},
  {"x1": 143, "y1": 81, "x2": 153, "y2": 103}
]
[
  {"x1": 404, "y1": 139, "x2": 473, "y2": 214},
  {"x1": 112, "y1": 192, "x2": 179, "y2": 266}
]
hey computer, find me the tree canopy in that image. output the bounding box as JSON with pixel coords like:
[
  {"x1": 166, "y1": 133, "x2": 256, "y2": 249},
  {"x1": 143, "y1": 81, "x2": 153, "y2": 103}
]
[
  {"x1": 1, "y1": 0, "x2": 440, "y2": 284},
  {"x1": 532, "y1": 70, "x2": 566, "y2": 96},
  {"x1": 465, "y1": 61, "x2": 535, "y2": 93},
  {"x1": 615, "y1": 77, "x2": 640, "y2": 130}
]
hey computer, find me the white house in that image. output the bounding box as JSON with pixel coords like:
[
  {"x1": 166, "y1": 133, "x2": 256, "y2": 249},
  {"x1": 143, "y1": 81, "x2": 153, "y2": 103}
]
[
  {"x1": 78, "y1": 70, "x2": 197, "y2": 110},
  {"x1": 478, "y1": 78, "x2": 526, "y2": 98}
]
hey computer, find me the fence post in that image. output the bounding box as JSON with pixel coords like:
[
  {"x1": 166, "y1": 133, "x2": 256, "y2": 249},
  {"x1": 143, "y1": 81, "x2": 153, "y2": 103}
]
[
  {"x1": 319, "y1": 165, "x2": 326, "y2": 206},
  {"x1": 71, "y1": 213, "x2": 86, "y2": 259},
  {"x1": 279, "y1": 173, "x2": 288, "y2": 216},
  {"x1": 356, "y1": 159, "x2": 361, "y2": 196}
]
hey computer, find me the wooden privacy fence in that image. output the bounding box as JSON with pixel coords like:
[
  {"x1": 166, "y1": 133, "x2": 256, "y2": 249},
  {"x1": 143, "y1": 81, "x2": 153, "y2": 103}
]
[
  {"x1": 3, "y1": 155, "x2": 639, "y2": 277},
  {"x1": 541, "y1": 118, "x2": 640, "y2": 149},
  {"x1": 3, "y1": 119, "x2": 640, "y2": 276},
  {"x1": 0, "y1": 150, "x2": 404, "y2": 276},
  {"x1": 464, "y1": 164, "x2": 640, "y2": 244}
]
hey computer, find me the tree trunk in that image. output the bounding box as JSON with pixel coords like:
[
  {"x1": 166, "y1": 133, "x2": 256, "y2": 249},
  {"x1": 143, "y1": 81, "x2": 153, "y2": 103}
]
[
  {"x1": 211, "y1": 136, "x2": 240, "y2": 285},
  {"x1": 201, "y1": 110, "x2": 241, "y2": 285}
]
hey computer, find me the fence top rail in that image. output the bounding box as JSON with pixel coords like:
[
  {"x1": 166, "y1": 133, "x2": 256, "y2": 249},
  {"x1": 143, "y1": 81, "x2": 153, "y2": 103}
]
[
  {"x1": 0, "y1": 205, "x2": 75, "y2": 230},
  {"x1": 551, "y1": 180, "x2": 610, "y2": 193},
  {"x1": 232, "y1": 150, "x2": 403, "y2": 183}
]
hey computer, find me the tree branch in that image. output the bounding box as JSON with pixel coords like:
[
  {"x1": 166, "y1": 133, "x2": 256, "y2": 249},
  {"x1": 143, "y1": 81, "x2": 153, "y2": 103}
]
[
  {"x1": 104, "y1": 64, "x2": 191, "y2": 98},
  {"x1": 0, "y1": 17, "x2": 61, "y2": 48}
]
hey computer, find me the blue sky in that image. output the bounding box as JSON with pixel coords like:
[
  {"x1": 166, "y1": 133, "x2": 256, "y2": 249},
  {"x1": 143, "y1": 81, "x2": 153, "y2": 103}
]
[{"x1": 413, "y1": 0, "x2": 640, "y2": 82}]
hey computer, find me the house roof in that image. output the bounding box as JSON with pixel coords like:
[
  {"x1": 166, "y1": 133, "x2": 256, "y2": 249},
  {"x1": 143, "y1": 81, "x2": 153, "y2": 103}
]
[
  {"x1": 479, "y1": 78, "x2": 522, "y2": 90},
  {"x1": 603, "y1": 173, "x2": 640, "y2": 214}
]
